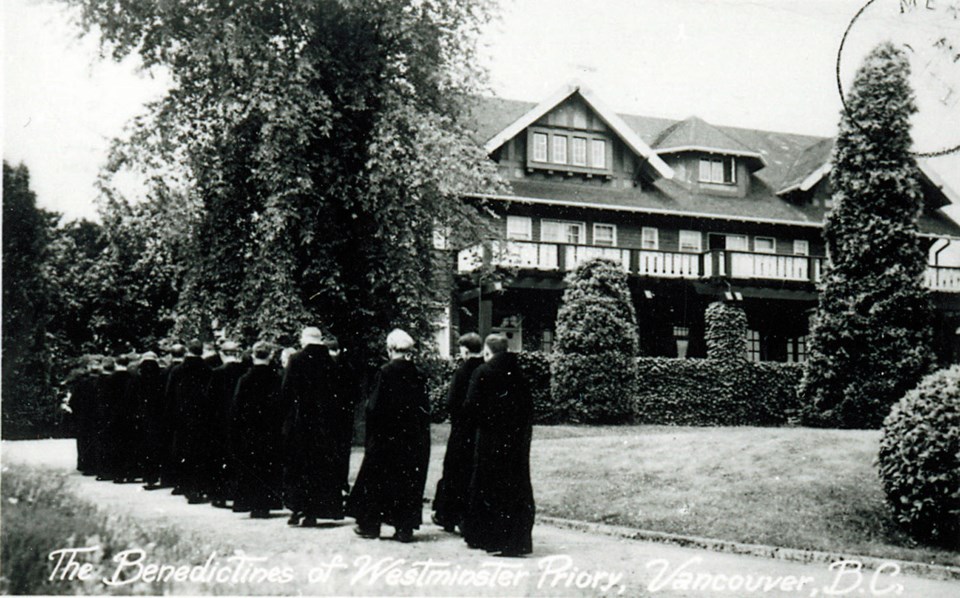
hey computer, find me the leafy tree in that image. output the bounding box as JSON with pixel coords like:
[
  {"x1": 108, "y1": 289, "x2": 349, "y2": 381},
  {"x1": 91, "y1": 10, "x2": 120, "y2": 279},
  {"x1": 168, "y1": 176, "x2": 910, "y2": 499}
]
[
  {"x1": 551, "y1": 258, "x2": 639, "y2": 423},
  {"x1": 66, "y1": 0, "x2": 505, "y2": 369},
  {"x1": 800, "y1": 42, "x2": 934, "y2": 429},
  {"x1": 2, "y1": 162, "x2": 57, "y2": 436}
]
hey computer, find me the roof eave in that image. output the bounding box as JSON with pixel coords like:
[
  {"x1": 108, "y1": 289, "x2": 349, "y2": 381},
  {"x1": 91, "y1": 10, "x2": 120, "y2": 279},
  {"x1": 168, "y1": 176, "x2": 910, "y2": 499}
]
[{"x1": 654, "y1": 145, "x2": 767, "y2": 167}]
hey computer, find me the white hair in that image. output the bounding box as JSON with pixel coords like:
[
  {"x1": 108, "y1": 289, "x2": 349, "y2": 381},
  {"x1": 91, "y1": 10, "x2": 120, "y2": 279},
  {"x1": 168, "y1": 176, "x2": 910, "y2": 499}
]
[{"x1": 386, "y1": 328, "x2": 415, "y2": 353}]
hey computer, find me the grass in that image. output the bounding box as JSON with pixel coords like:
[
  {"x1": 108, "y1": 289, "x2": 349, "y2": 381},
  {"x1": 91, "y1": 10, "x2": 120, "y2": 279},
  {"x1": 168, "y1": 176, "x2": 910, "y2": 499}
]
[
  {"x1": 0, "y1": 465, "x2": 214, "y2": 595},
  {"x1": 426, "y1": 424, "x2": 960, "y2": 567}
]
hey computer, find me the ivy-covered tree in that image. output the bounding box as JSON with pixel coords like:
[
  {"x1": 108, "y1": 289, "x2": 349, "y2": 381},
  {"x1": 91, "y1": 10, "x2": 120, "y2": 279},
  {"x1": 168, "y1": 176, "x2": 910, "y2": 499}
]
[
  {"x1": 66, "y1": 0, "x2": 505, "y2": 369},
  {"x1": 2, "y1": 162, "x2": 57, "y2": 437},
  {"x1": 551, "y1": 258, "x2": 639, "y2": 423},
  {"x1": 800, "y1": 42, "x2": 934, "y2": 429}
]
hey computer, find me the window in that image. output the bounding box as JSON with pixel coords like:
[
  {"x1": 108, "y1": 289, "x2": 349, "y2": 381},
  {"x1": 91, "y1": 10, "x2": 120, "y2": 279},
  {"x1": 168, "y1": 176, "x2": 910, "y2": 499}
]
[
  {"x1": 552, "y1": 135, "x2": 568, "y2": 164},
  {"x1": 698, "y1": 156, "x2": 736, "y2": 184},
  {"x1": 541, "y1": 330, "x2": 554, "y2": 353},
  {"x1": 754, "y1": 237, "x2": 775, "y2": 253},
  {"x1": 591, "y1": 139, "x2": 606, "y2": 168},
  {"x1": 679, "y1": 230, "x2": 702, "y2": 253},
  {"x1": 593, "y1": 223, "x2": 617, "y2": 246},
  {"x1": 506, "y1": 216, "x2": 532, "y2": 241},
  {"x1": 726, "y1": 234, "x2": 748, "y2": 251},
  {"x1": 794, "y1": 240, "x2": 809, "y2": 256},
  {"x1": 641, "y1": 227, "x2": 659, "y2": 250},
  {"x1": 787, "y1": 336, "x2": 808, "y2": 363},
  {"x1": 571, "y1": 137, "x2": 587, "y2": 166},
  {"x1": 533, "y1": 133, "x2": 548, "y2": 162},
  {"x1": 674, "y1": 326, "x2": 690, "y2": 359},
  {"x1": 746, "y1": 329, "x2": 761, "y2": 362},
  {"x1": 541, "y1": 220, "x2": 585, "y2": 244}
]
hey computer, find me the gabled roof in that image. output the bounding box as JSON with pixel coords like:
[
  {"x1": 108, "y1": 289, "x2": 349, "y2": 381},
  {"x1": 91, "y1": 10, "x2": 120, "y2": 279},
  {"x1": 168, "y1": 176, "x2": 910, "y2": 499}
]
[
  {"x1": 480, "y1": 83, "x2": 674, "y2": 180},
  {"x1": 653, "y1": 116, "x2": 766, "y2": 167},
  {"x1": 460, "y1": 92, "x2": 960, "y2": 238},
  {"x1": 776, "y1": 140, "x2": 959, "y2": 208}
]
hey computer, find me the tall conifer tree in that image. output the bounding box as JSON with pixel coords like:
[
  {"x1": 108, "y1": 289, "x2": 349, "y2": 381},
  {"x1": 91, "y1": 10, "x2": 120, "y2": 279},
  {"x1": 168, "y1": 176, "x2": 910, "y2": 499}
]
[{"x1": 800, "y1": 42, "x2": 934, "y2": 428}]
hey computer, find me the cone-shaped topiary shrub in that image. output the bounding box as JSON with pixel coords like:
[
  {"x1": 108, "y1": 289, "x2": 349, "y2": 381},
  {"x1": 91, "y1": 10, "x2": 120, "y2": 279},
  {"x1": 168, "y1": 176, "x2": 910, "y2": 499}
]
[
  {"x1": 877, "y1": 365, "x2": 960, "y2": 548},
  {"x1": 550, "y1": 258, "x2": 639, "y2": 423}
]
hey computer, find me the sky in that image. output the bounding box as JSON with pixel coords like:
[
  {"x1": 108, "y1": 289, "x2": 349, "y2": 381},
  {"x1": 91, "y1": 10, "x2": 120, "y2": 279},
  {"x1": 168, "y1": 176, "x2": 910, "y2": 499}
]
[{"x1": 3, "y1": 0, "x2": 959, "y2": 222}]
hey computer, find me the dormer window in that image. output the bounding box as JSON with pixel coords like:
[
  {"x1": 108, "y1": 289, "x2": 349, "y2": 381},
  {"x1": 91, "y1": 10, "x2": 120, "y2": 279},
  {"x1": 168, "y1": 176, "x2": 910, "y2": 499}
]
[
  {"x1": 571, "y1": 137, "x2": 587, "y2": 166},
  {"x1": 526, "y1": 127, "x2": 613, "y2": 175},
  {"x1": 591, "y1": 140, "x2": 606, "y2": 169},
  {"x1": 552, "y1": 136, "x2": 567, "y2": 164},
  {"x1": 699, "y1": 156, "x2": 736, "y2": 184}
]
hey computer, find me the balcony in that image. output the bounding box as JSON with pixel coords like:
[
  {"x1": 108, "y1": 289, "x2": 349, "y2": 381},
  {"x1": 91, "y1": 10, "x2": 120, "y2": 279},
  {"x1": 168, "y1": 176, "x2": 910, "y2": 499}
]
[{"x1": 457, "y1": 241, "x2": 959, "y2": 292}]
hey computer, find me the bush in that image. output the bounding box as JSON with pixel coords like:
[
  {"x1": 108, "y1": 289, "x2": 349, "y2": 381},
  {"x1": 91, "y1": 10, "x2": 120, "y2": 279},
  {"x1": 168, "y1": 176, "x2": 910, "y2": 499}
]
[
  {"x1": 634, "y1": 357, "x2": 803, "y2": 426},
  {"x1": 704, "y1": 301, "x2": 747, "y2": 361},
  {"x1": 421, "y1": 356, "x2": 457, "y2": 423},
  {"x1": 877, "y1": 366, "x2": 960, "y2": 548},
  {"x1": 552, "y1": 259, "x2": 640, "y2": 423}
]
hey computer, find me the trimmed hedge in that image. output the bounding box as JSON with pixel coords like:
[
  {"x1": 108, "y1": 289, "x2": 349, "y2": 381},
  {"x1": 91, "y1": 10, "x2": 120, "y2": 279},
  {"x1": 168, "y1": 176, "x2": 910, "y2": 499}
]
[
  {"x1": 878, "y1": 365, "x2": 960, "y2": 548},
  {"x1": 705, "y1": 301, "x2": 748, "y2": 361},
  {"x1": 425, "y1": 351, "x2": 803, "y2": 426},
  {"x1": 634, "y1": 357, "x2": 803, "y2": 425},
  {"x1": 551, "y1": 353, "x2": 638, "y2": 423}
]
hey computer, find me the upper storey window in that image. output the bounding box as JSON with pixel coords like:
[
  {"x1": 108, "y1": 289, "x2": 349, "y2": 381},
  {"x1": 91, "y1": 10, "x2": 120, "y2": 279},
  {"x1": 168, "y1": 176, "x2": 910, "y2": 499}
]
[
  {"x1": 526, "y1": 128, "x2": 611, "y2": 175},
  {"x1": 533, "y1": 133, "x2": 548, "y2": 162},
  {"x1": 699, "y1": 156, "x2": 736, "y2": 185}
]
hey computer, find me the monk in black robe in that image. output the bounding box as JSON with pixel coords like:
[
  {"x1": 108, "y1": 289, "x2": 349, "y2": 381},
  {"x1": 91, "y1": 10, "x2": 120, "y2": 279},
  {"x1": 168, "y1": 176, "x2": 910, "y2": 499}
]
[
  {"x1": 160, "y1": 344, "x2": 186, "y2": 489},
  {"x1": 137, "y1": 352, "x2": 167, "y2": 489},
  {"x1": 231, "y1": 341, "x2": 284, "y2": 517},
  {"x1": 69, "y1": 357, "x2": 101, "y2": 475},
  {"x1": 461, "y1": 334, "x2": 535, "y2": 556},
  {"x1": 205, "y1": 341, "x2": 247, "y2": 507},
  {"x1": 169, "y1": 340, "x2": 213, "y2": 502},
  {"x1": 108, "y1": 354, "x2": 140, "y2": 482},
  {"x1": 282, "y1": 327, "x2": 351, "y2": 526},
  {"x1": 347, "y1": 329, "x2": 430, "y2": 543},
  {"x1": 433, "y1": 332, "x2": 485, "y2": 532}
]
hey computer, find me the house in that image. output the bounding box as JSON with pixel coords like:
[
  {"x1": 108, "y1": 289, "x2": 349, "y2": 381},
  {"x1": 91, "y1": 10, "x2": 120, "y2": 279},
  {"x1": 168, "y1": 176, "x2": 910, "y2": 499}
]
[{"x1": 442, "y1": 83, "x2": 960, "y2": 365}]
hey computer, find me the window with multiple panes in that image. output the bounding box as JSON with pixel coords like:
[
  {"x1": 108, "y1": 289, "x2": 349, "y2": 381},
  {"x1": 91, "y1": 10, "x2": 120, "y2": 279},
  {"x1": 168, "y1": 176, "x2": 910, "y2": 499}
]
[
  {"x1": 541, "y1": 220, "x2": 585, "y2": 244},
  {"x1": 532, "y1": 133, "x2": 548, "y2": 162},
  {"x1": 754, "y1": 237, "x2": 775, "y2": 253},
  {"x1": 794, "y1": 240, "x2": 809, "y2": 256},
  {"x1": 571, "y1": 137, "x2": 587, "y2": 166},
  {"x1": 698, "y1": 156, "x2": 736, "y2": 184},
  {"x1": 746, "y1": 329, "x2": 761, "y2": 362},
  {"x1": 679, "y1": 230, "x2": 702, "y2": 253},
  {"x1": 591, "y1": 139, "x2": 606, "y2": 169},
  {"x1": 593, "y1": 223, "x2": 617, "y2": 246},
  {"x1": 787, "y1": 336, "x2": 808, "y2": 363},
  {"x1": 641, "y1": 227, "x2": 659, "y2": 250},
  {"x1": 506, "y1": 216, "x2": 532, "y2": 241},
  {"x1": 552, "y1": 136, "x2": 568, "y2": 164}
]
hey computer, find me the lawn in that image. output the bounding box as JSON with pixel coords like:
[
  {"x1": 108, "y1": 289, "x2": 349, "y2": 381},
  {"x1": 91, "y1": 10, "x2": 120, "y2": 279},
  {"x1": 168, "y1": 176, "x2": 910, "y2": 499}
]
[{"x1": 425, "y1": 424, "x2": 960, "y2": 567}]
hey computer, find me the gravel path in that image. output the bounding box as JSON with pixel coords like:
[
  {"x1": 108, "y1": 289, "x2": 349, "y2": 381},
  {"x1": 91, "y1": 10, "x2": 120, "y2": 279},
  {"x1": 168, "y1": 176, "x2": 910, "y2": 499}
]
[{"x1": 3, "y1": 439, "x2": 957, "y2": 597}]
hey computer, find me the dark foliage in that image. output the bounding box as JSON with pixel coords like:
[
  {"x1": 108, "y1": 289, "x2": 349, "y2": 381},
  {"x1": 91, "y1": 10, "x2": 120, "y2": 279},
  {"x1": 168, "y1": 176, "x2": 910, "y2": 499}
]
[
  {"x1": 877, "y1": 366, "x2": 960, "y2": 548},
  {"x1": 551, "y1": 259, "x2": 640, "y2": 423},
  {"x1": 800, "y1": 42, "x2": 934, "y2": 429},
  {"x1": 704, "y1": 301, "x2": 747, "y2": 361}
]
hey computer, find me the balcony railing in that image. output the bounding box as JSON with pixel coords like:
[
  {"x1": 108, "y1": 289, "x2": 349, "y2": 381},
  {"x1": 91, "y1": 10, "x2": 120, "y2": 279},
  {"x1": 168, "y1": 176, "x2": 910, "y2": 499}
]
[
  {"x1": 926, "y1": 266, "x2": 960, "y2": 292},
  {"x1": 457, "y1": 240, "x2": 957, "y2": 292}
]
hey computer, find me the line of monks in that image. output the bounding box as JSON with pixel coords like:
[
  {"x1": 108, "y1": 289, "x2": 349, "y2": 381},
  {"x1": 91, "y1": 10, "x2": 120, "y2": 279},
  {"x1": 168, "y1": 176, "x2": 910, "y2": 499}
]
[{"x1": 64, "y1": 327, "x2": 535, "y2": 556}]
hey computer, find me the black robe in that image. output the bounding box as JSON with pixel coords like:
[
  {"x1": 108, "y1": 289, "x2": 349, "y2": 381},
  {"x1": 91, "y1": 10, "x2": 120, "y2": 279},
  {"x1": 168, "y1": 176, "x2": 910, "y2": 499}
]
[
  {"x1": 231, "y1": 364, "x2": 284, "y2": 511},
  {"x1": 205, "y1": 361, "x2": 248, "y2": 501},
  {"x1": 102, "y1": 369, "x2": 136, "y2": 479},
  {"x1": 461, "y1": 352, "x2": 535, "y2": 555},
  {"x1": 137, "y1": 361, "x2": 167, "y2": 484},
  {"x1": 168, "y1": 355, "x2": 213, "y2": 495},
  {"x1": 433, "y1": 356, "x2": 485, "y2": 528},
  {"x1": 160, "y1": 360, "x2": 183, "y2": 486},
  {"x1": 281, "y1": 344, "x2": 351, "y2": 518},
  {"x1": 346, "y1": 358, "x2": 430, "y2": 531},
  {"x1": 71, "y1": 371, "x2": 100, "y2": 473}
]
